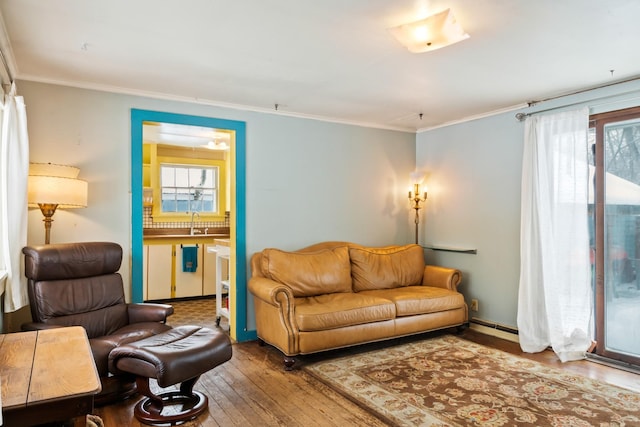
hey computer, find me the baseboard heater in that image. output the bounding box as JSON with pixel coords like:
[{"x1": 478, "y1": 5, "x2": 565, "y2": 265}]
[{"x1": 470, "y1": 317, "x2": 519, "y2": 335}]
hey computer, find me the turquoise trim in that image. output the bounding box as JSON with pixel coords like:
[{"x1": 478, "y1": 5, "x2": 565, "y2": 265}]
[
  {"x1": 130, "y1": 109, "x2": 254, "y2": 342},
  {"x1": 131, "y1": 111, "x2": 144, "y2": 303}
]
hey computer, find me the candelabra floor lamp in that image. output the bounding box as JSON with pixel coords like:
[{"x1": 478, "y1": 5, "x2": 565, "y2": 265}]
[
  {"x1": 27, "y1": 163, "x2": 88, "y2": 244},
  {"x1": 409, "y1": 177, "x2": 427, "y2": 245}
]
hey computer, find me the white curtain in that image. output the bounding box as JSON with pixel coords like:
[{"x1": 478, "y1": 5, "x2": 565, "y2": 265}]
[
  {"x1": 517, "y1": 107, "x2": 593, "y2": 362},
  {"x1": 0, "y1": 82, "x2": 29, "y2": 312}
]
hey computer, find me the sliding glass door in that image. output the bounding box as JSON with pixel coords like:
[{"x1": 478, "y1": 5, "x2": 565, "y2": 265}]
[{"x1": 591, "y1": 106, "x2": 640, "y2": 366}]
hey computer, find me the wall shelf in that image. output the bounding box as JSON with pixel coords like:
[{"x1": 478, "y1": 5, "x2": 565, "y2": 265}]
[{"x1": 423, "y1": 245, "x2": 477, "y2": 254}]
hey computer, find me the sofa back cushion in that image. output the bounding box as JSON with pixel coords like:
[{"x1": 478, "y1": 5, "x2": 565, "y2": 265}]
[
  {"x1": 350, "y1": 244, "x2": 425, "y2": 292},
  {"x1": 261, "y1": 246, "x2": 352, "y2": 297}
]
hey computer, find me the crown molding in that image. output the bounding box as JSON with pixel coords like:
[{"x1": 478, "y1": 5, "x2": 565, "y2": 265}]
[{"x1": 17, "y1": 74, "x2": 416, "y2": 134}]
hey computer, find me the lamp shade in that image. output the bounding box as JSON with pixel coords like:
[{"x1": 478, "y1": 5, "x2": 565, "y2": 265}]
[
  {"x1": 27, "y1": 163, "x2": 88, "y2": 208},
  {"x1": 389, "y1": 8, "x2": 469, "y2": 53}
]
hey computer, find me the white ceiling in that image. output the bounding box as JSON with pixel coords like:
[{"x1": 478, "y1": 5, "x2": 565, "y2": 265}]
[
  {"x1": 143, "y1": 122, "x2": 231, "y2": 150},
  {"x1": 1, "y1": 0, "x2": 639, "y2": 131}
]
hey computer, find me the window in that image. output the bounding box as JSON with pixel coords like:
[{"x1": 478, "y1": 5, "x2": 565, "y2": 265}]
[{"x1": 160, "y1": 164, "x2": 218, "y2": 213}]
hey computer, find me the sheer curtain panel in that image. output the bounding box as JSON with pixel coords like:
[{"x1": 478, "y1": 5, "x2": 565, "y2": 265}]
[
  {"x1": 517, "y1": 107, "x2": 593, "y2": 362},
  {"x1": 0, "y1": 82, "x2": 29, "y2": 312}
]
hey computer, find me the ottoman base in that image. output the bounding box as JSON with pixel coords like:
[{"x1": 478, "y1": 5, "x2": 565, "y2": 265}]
[{"x1": 134, "y1": 375, "x2": 207, "y2": 426}]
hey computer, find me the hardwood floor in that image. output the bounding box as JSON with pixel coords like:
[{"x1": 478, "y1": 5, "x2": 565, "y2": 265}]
[
  {"x1": 94, "y1": 303, "x2": 640, "y2": 426},
  {"x1": 95, "y1": 333, "x2": 387, "y2": 427}
]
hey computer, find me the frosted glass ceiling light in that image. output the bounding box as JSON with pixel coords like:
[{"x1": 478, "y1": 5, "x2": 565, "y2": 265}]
[{"x1": 389, "y1": 8, "x2": 469, "y2": 53}]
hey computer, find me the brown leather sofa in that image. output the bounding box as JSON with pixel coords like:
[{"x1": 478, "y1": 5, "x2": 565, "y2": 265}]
[
  {"x1": 249, "y1": 241, "x2": 468, "y2": 369},
  {"x1": 22, "y1": 242, "x2": 175, "y2": 404}
]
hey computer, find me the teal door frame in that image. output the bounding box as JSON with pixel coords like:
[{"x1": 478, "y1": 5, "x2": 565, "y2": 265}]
[{"x1": 131, "y1": 108, "x2": 255, "y2": 342}]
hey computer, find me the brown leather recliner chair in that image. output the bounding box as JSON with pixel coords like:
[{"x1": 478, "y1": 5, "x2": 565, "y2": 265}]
[{"x1": 22, "y1": 241, "x2": 175, "y2": 405}]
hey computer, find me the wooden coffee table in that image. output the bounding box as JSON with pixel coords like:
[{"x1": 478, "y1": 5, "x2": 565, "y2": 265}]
[{"x1": 0, "y1": 326, "x2": 101, "y2": 427}]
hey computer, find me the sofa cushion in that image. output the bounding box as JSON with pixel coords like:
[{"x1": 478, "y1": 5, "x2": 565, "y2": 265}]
[
  {"x1": 350, "y1": 244, "x2": 425, "y2": 292},
  {"x1": 261, "y1": 246, "x2": 352, "y2": 297},
  {"x1": 359, "y1": 286, "x2": 465, "y2": 316},
  {"x1": 295, "y1": 293, "x2": 396, "y2": 331}
]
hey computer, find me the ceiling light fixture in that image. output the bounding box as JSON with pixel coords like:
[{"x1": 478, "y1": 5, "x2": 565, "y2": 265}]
[
  {"x1": 389, "y1": 8, "x2": 469, "y2": 53},
  {"x1": 201, "y1": 140, "x2": 229, "y2": 150}
]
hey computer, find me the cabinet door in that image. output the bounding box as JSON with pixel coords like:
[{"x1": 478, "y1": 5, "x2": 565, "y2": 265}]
[
  {"x1": 203, "y1": 244, "x2": 217, "y2": 296},
  {"x1": 175, "y1": 245, "x2": 204, "y2": 298},
  {"x1": 143, "y1": 245, "x2": 148, "y2": 300},
  {"x1": 146, "y1": 245, "x2": 173, "y2": 300}
]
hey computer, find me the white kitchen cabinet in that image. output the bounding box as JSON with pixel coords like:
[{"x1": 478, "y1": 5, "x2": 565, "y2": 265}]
[
  {"x1": 144, "y1": 237, "x2": 229, "y2": 301},
  {"x1": 143, "y1": 245, "x2": 148, "y2": 298},
  {"x1": 174, "y1": 245, "x2": 204, "y2": 298},
  {"x1": 144, "y1": 244, "x2": 173, "y2": 300}
]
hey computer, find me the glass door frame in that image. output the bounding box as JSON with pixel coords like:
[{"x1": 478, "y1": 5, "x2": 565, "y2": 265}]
[{"x1": 591, "y1": 106, "x2": 640, "y2": 366}]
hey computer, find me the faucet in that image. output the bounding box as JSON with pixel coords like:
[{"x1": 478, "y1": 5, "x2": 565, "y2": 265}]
[{"x1": 190, "y1": 211, "x2": 201, "y2": 235}]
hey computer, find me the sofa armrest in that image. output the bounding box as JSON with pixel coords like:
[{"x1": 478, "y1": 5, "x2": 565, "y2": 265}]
[
  {"x1": 249, "y1": 277, "x2": 295, "y2": 306},
  {"x1": 249, "y1": 276, "x2": 299, "y2": 337},
  {"x1": 127, "y1": 303, "x2": 174, "y2": 324},
  {"x1": 422, "y1": 265, "x2": 462, "y2": 291},
  {"x1": 21, "y1": 322, "x2": 65, "y2": 331}
]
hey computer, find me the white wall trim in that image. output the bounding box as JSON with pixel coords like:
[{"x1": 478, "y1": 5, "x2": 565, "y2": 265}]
[
  {"x1": 16, "y1": 74, "x2": 415, "y2": 134},
  {"x1": 0, "y1": 10, "x2": 17, "y2": 85},
  {"x1": 469, "y1": 320, "x2": 520, "y2": 344},
  {"x1": 416, "y1": 103, "x2": 528, "y2": 133}
]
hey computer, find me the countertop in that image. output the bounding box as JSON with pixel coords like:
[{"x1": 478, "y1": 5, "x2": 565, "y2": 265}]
[
  {"x1": 143, "y1": 227, "x2": 230, "y2": 243},
  {"x1": 143, "y1": 233, "x2": 230, "y2": 239}
]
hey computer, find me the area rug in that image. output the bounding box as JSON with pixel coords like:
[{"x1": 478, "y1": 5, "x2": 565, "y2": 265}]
[
  {"x1": 87, "y1": 414, "x2": 104, "y2": 427},
  {"x1": 304, "y1": 335, "x2": 640, "y2": 426}
]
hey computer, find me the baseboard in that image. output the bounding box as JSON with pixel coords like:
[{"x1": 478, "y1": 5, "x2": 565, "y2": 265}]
[{"x1": 469, "y1": 318, "x2": 520, "y2": 344}]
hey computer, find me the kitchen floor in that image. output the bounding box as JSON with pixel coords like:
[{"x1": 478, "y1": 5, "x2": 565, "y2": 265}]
[{"x1": 165, "y1": 297, "x2": 230, "y2": 333}]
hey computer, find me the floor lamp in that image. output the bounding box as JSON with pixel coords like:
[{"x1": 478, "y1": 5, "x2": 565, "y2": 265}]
[
  {"x1": 27, "y1": 163, "x2": 88, "y2": 244},
  {"x1": 409, "y1": 174, "x2": 427, "y2": 245}
]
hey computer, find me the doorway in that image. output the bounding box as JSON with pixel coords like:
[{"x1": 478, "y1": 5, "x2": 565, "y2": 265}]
[
  {"x1": 130, "y1": 109, "x2": 253, "y2": 342},
  {"x1": 590, "y1": 106, "x2": 640, "y2": 366}
]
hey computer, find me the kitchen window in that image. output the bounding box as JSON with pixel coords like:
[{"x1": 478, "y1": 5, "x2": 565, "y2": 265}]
[{"x1": 160, "y1": 164, "x2": 218, "y2": 213}]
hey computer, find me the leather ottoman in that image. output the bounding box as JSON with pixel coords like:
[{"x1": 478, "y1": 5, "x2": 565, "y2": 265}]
[{"x1": 109, "y1": 325, "x2": 232, "y2": 425}]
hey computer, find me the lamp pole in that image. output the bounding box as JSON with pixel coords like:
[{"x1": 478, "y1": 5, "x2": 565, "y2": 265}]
[
  {"x1": 409, "y1": 183, "x2": 427, "y2": 245},
  {"x1": 413, "y1": 206, "x2": 420, "y2": 245},
  {"x1": 38, "y1": 203, "x2": 59, "y2": 245}
]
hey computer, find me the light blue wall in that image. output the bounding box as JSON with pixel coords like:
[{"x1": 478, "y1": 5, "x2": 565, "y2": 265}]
[
  {"x1": 416, "y1": 112, "x2": 523, "y2": 327},
  {"x1": 246, "y1": 113, "x2": 416, "y2": 252},
  {"x1": 19, "y1": 80, "x2": 416, "y2": 334},
  {"x1": 417, "y1": 78, "x2": 640, "y2": 329},
  {"x1": 26, "y1": 77, "x2": 640, "y2": 334}
]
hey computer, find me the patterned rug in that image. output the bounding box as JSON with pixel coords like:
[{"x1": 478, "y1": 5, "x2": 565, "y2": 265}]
[{"x1": 304, "y1": 335, "x2": 640, "y2": 426}]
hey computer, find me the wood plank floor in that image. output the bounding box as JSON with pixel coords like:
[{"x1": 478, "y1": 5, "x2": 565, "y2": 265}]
[{"x1": 95, "y1": 302, "x2": 640, "y2": 426}]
